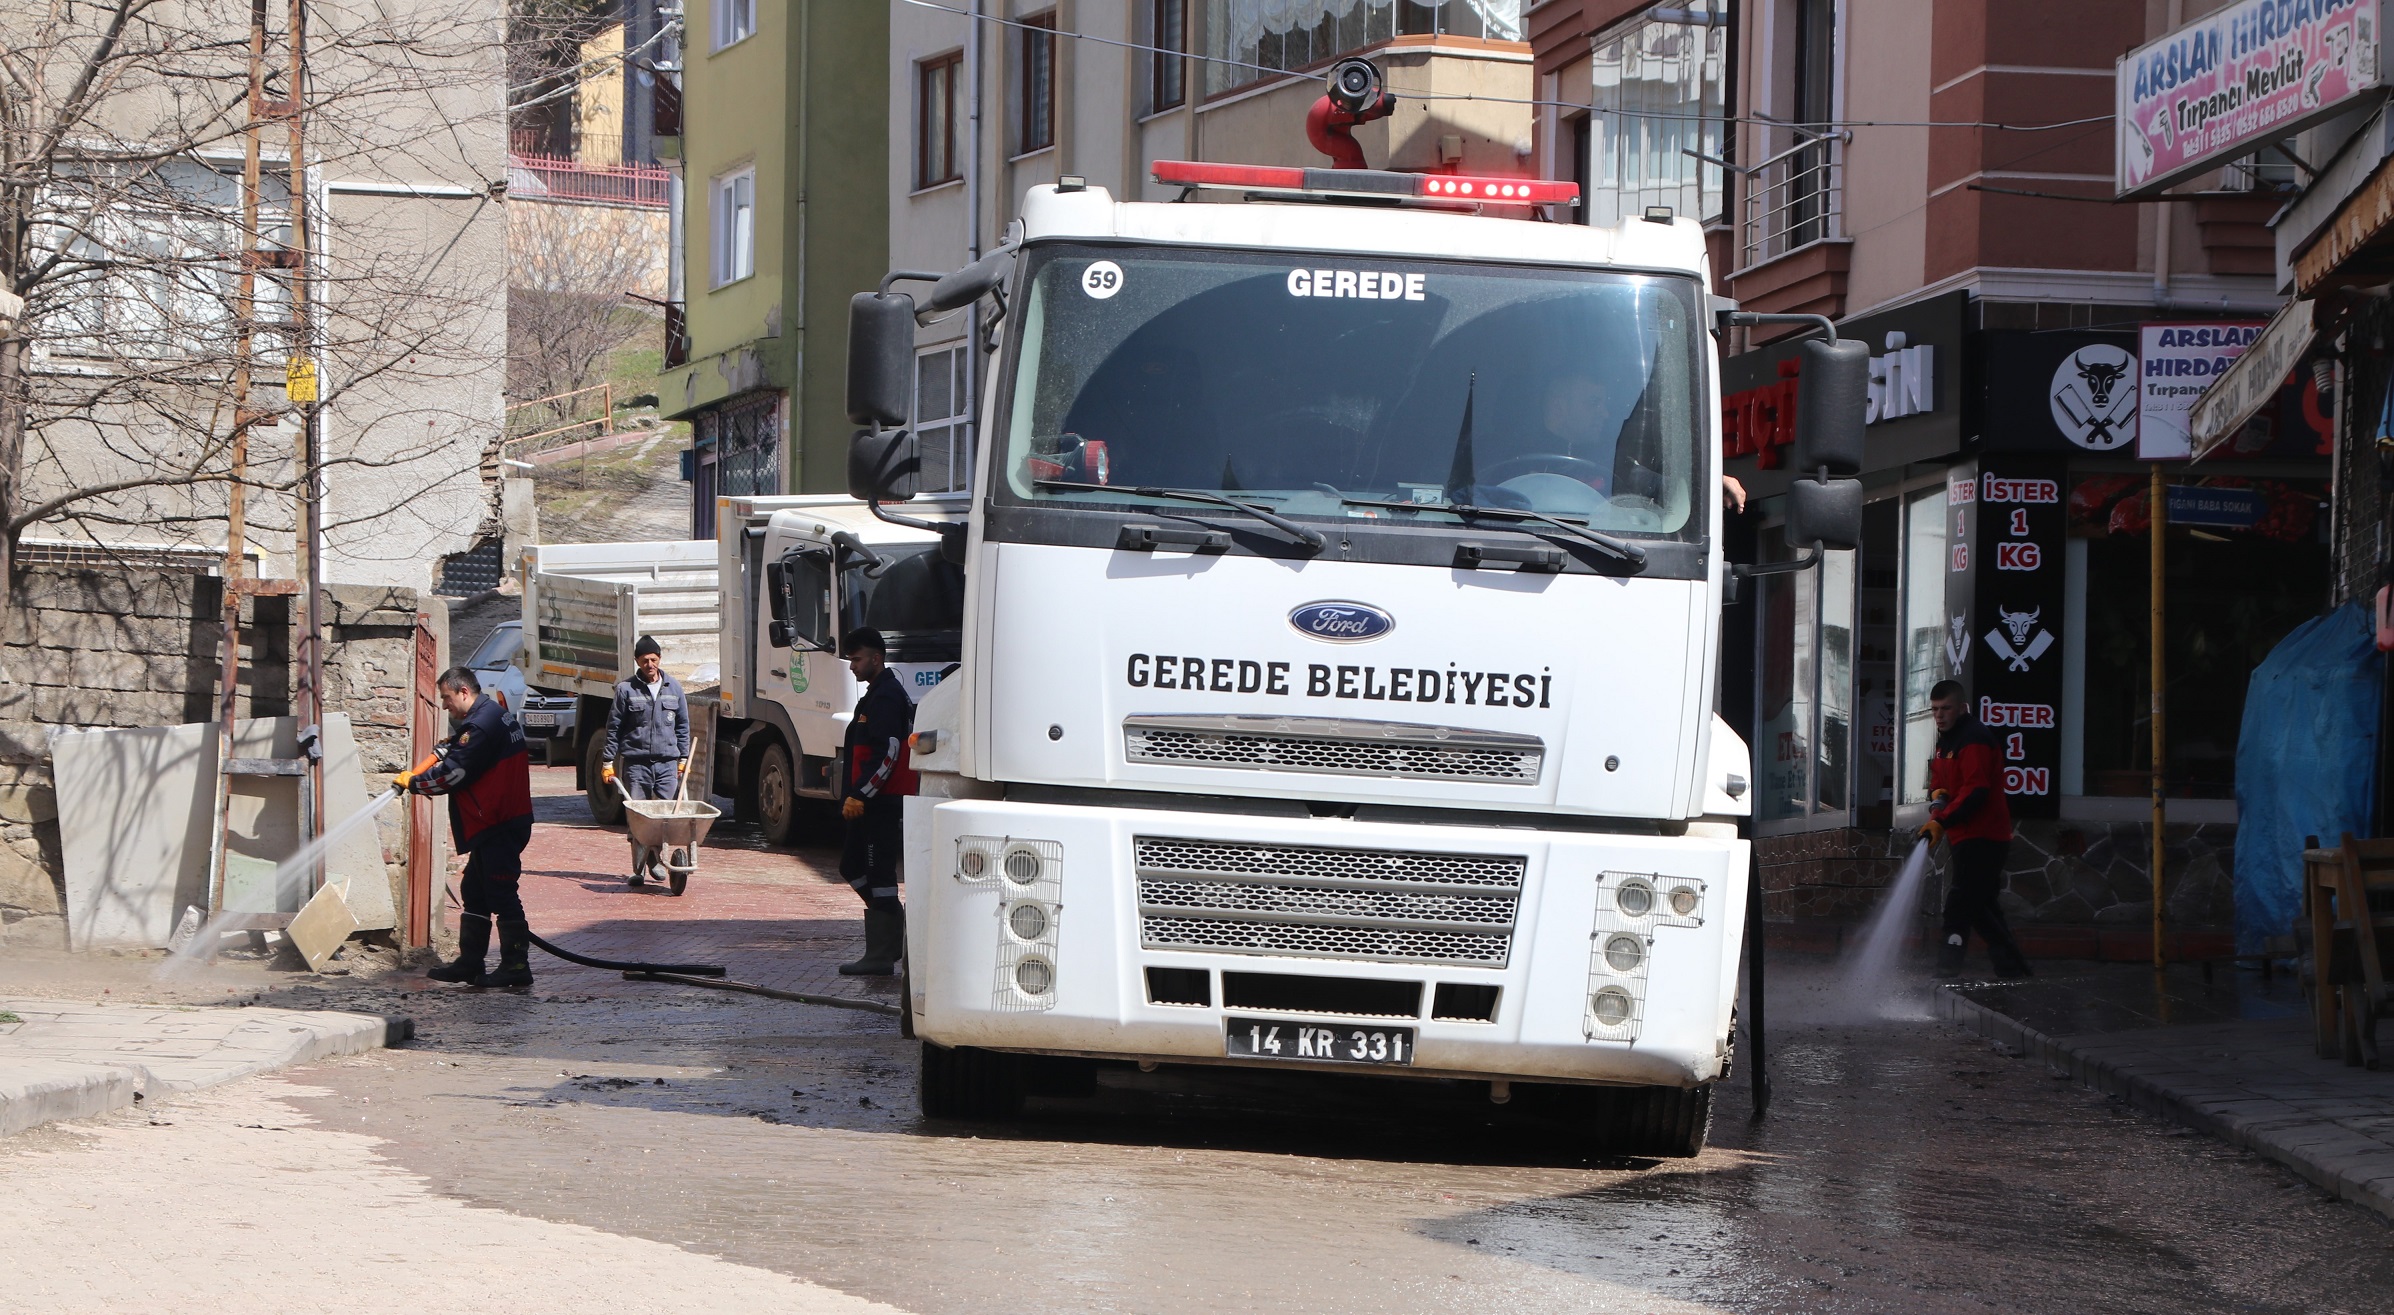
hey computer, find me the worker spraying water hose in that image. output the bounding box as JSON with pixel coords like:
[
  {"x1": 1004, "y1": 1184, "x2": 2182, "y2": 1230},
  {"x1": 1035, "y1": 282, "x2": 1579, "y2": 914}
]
[
  {"x1": 397, "y1": 666, "x2": 540, "y2": 988},
  {"x1": 1922, "y1": 680, "x2": 2032, "y2": 980},
  {"x1": 396, "y1": 666, "x2": 726, "y2": 984}
]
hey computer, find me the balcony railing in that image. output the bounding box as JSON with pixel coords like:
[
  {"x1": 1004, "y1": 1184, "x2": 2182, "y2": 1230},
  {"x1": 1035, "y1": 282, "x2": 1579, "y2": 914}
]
[
  {"x1": 506, "y1": 152, "x2": 669, "y2": 209},
  {"x1": 1739, "y1": 127, "x2": 1844, "y2": 271}
]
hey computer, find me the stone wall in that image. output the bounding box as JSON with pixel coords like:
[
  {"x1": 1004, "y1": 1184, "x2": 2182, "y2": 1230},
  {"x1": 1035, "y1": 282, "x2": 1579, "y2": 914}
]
[
  {"x1": 0, "y1": 565, "x2": 438, "y2": 948},
  {"x1": 1759, "y1": 818, "x2": 2238, "y2": 932}
]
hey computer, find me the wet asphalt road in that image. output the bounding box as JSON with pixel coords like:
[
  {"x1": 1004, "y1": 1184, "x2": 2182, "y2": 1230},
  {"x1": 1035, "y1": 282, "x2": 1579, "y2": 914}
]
[{"x1": 280, "y1": 962, "x2": 2394, "y2": 1315}]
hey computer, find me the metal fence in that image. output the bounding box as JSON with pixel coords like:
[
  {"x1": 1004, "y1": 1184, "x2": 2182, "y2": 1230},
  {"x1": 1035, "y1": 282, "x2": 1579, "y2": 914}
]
[
  {"x1": 1740, "y1": 127, "x2": 1843, "y2": 271},
  {"x1": 507, "y1": 152, "x2": 669, "y2": 209}
]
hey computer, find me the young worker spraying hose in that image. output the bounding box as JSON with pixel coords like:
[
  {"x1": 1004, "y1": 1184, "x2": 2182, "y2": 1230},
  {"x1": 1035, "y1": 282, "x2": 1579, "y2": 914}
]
[
  {"x1": 1921, "y1": 679, "x2": 2032, "y2": 979},
  {"x1": 396, "y1": 666, "x2": 726, "y2": 984}
]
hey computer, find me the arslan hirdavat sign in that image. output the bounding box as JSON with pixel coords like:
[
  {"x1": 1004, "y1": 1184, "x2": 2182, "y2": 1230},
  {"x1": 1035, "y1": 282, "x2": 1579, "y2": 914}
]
[{"x1": 2117, "y1": 0, "x2": 2384, "y2": 197}]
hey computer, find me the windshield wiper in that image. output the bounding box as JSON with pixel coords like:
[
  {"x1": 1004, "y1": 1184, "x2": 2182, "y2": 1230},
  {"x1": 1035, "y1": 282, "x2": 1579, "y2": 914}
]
[
  {"x1": 1036, "y1": 480, "x2": 1326, "y2": 552},
  {"x1": 1341, "y1": 497, "x2": 1647, "y2": 565}
]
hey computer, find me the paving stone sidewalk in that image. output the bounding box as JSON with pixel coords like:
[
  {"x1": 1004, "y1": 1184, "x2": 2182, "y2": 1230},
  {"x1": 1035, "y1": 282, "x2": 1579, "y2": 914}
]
[
  {"x1": 476, "y1": 767, "x2": 898, "y2": 1008},
  {"x1": 1938, "y1": 967, "x2": 2394, "y2": 1223},
  {"x1": 0, "y1": 997, "x2": 408, "y2": 1136}
]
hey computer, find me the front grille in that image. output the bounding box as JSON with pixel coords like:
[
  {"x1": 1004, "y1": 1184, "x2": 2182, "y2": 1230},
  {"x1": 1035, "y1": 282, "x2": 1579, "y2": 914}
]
[
  {"x1": 1135, "y1": 836, "x2": 1524, "y2": 968},
  {"x1": 1123, "y1": 715, "x2": 1542, "y2": 785}
]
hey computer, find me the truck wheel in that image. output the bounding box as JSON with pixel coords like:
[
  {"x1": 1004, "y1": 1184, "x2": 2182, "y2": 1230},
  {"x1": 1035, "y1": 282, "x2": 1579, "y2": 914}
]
[
  {"x1": 1607, "y1": 1084, "x2": 1712, "y2": 1159},
  {"x1": 583, "y1": 733, "x2": 623, "y2": 826},
  {"x1": 754, "y1": 741, "x2": 800, "y2": 846},
  {"x1": 919, "y1": 1042, "x2": 1023, "y2": 1121}
]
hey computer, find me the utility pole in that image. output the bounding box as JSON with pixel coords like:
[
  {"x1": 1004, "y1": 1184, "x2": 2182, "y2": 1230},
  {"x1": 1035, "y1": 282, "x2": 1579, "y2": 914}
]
[
  {"x1": 286, "y1": 0, "x2": 326, "y2": 874},
  {"x1": 2150, "y1": 463, "x2": 2167, "y2": 970},
  {"x1": 207, "y1": 0, "x2": 316, "y2": 919}
]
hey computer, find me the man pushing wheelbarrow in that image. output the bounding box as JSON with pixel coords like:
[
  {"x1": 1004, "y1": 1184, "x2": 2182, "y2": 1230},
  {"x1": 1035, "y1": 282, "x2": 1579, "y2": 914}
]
[{"x1": 600, "y1": 635, "x2": 692, "y2": 886}]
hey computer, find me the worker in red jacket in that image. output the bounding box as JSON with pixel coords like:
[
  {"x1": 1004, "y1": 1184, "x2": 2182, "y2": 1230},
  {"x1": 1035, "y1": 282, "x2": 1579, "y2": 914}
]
[
  {"x1": 1922, "y1": 679, "x2": 2032, "y2": 978},
  {"x1": 397, "y1": 666, "x2": 537, "y2": 988}
]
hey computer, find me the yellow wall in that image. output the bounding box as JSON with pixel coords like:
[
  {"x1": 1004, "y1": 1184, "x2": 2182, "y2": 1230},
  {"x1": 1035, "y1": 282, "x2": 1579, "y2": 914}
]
[{"x1": 683, "y1": 0, "x2": 786, "y2": 365}]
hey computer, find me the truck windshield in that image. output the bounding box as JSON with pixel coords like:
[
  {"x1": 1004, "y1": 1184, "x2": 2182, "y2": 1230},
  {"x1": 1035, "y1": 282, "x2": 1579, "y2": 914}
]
[
  {"x1": 995, "y1": 245, "x2": 1704, "y2": 539},
  {"x1": 844, "y1": 544, "x2": 964, "y2": 663}
]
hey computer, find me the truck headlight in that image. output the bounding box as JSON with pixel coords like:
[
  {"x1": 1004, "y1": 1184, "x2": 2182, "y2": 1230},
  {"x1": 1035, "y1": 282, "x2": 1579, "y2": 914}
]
[
  {"x1": 1007, "y1": 901, "x2": 1050, "y2": 941},
  {"x1": 1615, "y1": 879, "x2": 1655, "y2": 918},
  {"x1": 1603, "y1": 934, "x2": 1645, "y2": 973},
  {"x1": 1003, "y1": 848, "x2": 1042, "y2": 884},
  {"x1": 1589, "y1": 987, "x2": 1634, "y2": 1027},
  {"x1": 1014, "y1": 957, "x2": 1055, "y2": 997}
]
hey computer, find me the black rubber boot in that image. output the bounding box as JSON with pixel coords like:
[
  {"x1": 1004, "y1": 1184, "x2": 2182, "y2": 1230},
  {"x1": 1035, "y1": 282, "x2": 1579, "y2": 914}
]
[
  {"x1": 426, "y1": 915, "x2": 489, "y2": 985},
  {"x1": 481, "y1": 919, "x2": 535, "y2": 989},
  {"x1": 1934, "y1": 933, "x2": 1967, "y2": 977},
  {"x1": 839, "y1": 907, "x2": 906, "y2": 977}
]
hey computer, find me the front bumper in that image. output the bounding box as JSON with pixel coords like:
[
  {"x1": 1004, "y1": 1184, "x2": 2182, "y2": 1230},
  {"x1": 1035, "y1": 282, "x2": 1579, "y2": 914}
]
[{"x1": 903, "y1": 796, "x2": 1747, "y2": 1088}]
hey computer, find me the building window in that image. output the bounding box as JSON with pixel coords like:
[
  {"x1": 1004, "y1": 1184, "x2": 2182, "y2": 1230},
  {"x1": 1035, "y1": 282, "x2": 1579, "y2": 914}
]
[
  {"x1": 1018, "y1": 12, "x2": 1057, "y2": 155},
  {"x1": 33, "y1": 158, "x2": 291, "y2": 366},
  {"x1": 914, "y1": 343, "x2": 972, "y2": 493},
  {"x1": 711, "y1": 0, "x2": 754, "y2": 52},
  {"x1": 1745, "y1": 0, "x2": 1840, "y2": 266},
  {"x1": 711, "y1": 166, "x2": 754, "y2": 287},
  {"x1": 1585, "y1": 2, "x2": 1726, "y2": 228},
  {"x1": 1756, "y1": 528, "x2": 1856, "y2": 828},
  {"x1": 1151, "y1": 0, "x2": 1187, "y2": 111},
  {"x1": 2069, "y1": 476, "x2": 2328, "y2": 799},
  {"x1": 696, "y1": 392, "x2": 782, "y2": 510},
  {"x1": 1203, "y1": 0, "x2": 1524, "y2": 98},
  {"x1": 918, "y1": 52, "x2": 964, "y2": 189}
]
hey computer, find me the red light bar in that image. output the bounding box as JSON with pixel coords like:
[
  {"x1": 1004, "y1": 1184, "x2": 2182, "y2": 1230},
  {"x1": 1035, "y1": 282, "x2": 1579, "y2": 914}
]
[{"x1": 1151, "y1": 159, "x2": 1579, "y2": 207}]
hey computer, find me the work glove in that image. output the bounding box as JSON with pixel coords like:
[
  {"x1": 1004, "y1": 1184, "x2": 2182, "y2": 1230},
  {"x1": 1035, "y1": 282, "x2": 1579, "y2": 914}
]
[
  {"x1": 842, "y1": 796, "x2": 865, "y2": 821},
  {"x1": 1917, "y1": 818, "x2": 1945, "y2": 847},
  {"x1": 600, "y1": 763, "x2": 616, "y2": 786}
]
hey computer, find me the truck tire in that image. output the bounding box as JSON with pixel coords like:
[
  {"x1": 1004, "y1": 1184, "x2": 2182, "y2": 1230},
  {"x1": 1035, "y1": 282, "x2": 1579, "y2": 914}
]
[
  {"x1": 583, "y1": 731, "x2": 623, "y2": 826},
  {"x1": 754, "y1": 741, "x2": 800, "y2": 846},
  {"x1": 1604, "y1": 1084, "x2": 1712, "y2": 1159},
  {"x1": 919, "y1": 1042, "x2": 1023, "y2": 1121}
]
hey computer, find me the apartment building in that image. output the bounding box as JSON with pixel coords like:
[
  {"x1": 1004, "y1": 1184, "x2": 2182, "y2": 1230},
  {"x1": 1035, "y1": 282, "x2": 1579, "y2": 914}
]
[
  {"x1": 1536, "y1": 1, "x2": 2326, "y2": 943},
  {"x1": 889, "y1": 1, "x2": 1540, "y2": 493},
  {"x1": 661, "y1": 0, "x2": 887, "y2": 535}
]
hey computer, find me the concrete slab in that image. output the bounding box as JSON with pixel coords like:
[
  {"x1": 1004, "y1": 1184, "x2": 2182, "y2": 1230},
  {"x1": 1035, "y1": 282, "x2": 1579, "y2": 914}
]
[
  {"x1": 0, "y1": 996, "x2": 410, "y2": 1136},
  {"x1": 53, "y1": 714, "x2": 391, "y2": 950}
]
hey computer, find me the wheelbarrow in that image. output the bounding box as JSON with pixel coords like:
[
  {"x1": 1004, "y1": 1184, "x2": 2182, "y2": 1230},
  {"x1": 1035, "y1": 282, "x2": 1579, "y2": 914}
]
[{"x1": 616, "y1": 773, "x2": 720, "y2": 897}]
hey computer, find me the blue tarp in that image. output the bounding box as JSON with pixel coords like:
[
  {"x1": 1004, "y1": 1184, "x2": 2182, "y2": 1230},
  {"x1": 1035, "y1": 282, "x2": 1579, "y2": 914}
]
[{"x1": 2233, "y1": 601, "x2": 2381, "y2": 954}]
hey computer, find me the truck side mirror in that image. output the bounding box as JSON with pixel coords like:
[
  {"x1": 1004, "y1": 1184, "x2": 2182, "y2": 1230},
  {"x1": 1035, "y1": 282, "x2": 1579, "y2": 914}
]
[
  {"x1": 846, "y1": 291, "x2": 915, "y2": 428},
  {"x1": 767, "y1": 620, "x2": 793, "y2": 649},
  {"x1": 849, "y1": 428, "x2": 920, "y2": 502},
  {"x1": 921, "y1": 250, "x2": 1014, "y2": 319},
  {"x1": 1786, "y1": 475, "x2": 1864, "y2": 551},
  {"x1": 764, "y1": 560, "x2": 790, "y2": 622},
  {"x1": 1792, "y1": 338, "x2": 1869, "y2": 476}
]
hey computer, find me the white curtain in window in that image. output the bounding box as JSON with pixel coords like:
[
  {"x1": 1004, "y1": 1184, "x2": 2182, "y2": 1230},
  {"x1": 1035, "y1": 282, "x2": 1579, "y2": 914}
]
[{"x1": 1220, "y1": 0, "x2": 1519, "y2": 52}]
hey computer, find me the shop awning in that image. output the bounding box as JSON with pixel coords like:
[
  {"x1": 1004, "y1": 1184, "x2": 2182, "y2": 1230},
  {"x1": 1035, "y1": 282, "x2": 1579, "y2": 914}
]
[{"x1": 2189, "y1": 298, "x2": 2315, "y2": 461}]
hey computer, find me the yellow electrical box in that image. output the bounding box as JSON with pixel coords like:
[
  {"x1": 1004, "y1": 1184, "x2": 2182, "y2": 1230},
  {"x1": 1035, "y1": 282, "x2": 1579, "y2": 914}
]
[{"x1": 286, "y1": 356, "x2": 319, "y2": 403}]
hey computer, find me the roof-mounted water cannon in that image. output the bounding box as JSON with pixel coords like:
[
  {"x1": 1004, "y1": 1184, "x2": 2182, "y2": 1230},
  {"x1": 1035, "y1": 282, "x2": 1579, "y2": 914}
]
[{"x1": 1308, "y1": 56, "x2": 1395, "y2": 170}]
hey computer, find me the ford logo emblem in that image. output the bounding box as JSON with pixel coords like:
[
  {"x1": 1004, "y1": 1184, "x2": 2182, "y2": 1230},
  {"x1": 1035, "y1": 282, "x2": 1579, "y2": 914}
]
[{"x1": 1289, "y1": 601, "x2": 1394, "y2": 643}]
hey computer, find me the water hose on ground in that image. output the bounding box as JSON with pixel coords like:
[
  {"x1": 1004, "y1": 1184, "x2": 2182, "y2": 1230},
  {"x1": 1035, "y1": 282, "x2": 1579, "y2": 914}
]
[
  {"x1": 524, "y1": 928, "x2": 727, "y2": 977},
  {"x1": 621, "y1": 969, "x2": 902, "y2": 1016}
]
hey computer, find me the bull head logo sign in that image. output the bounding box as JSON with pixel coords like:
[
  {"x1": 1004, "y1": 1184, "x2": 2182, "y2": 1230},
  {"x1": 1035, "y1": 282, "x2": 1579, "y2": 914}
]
[{"x1": 1984, "y1": 605, "x2": 2053, "y2": 673}]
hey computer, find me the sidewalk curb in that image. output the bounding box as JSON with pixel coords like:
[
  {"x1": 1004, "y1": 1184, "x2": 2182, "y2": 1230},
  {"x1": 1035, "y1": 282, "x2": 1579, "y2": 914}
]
[
  {"x1": 0, "y1": 1006, "x2": 412, "y2": 1138},
  {"x1": 1935, "y1": 986, "x2": 2394, "y2": 1224}
]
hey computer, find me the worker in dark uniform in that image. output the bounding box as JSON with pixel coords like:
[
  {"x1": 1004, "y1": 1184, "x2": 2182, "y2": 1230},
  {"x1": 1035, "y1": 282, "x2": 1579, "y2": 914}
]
[
  {"x1": 837, "y1": 627, "x2": 913, "y2": 976},
  {"x1": 1922, "y1": 678, "x2": 2032, "y2": 979},
  {"x1": 399, "y1": 666, "x2": 538, "y2": 988},
  {"x1": 599, "y1": 633, "x2": 691, "y2": 883}
]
